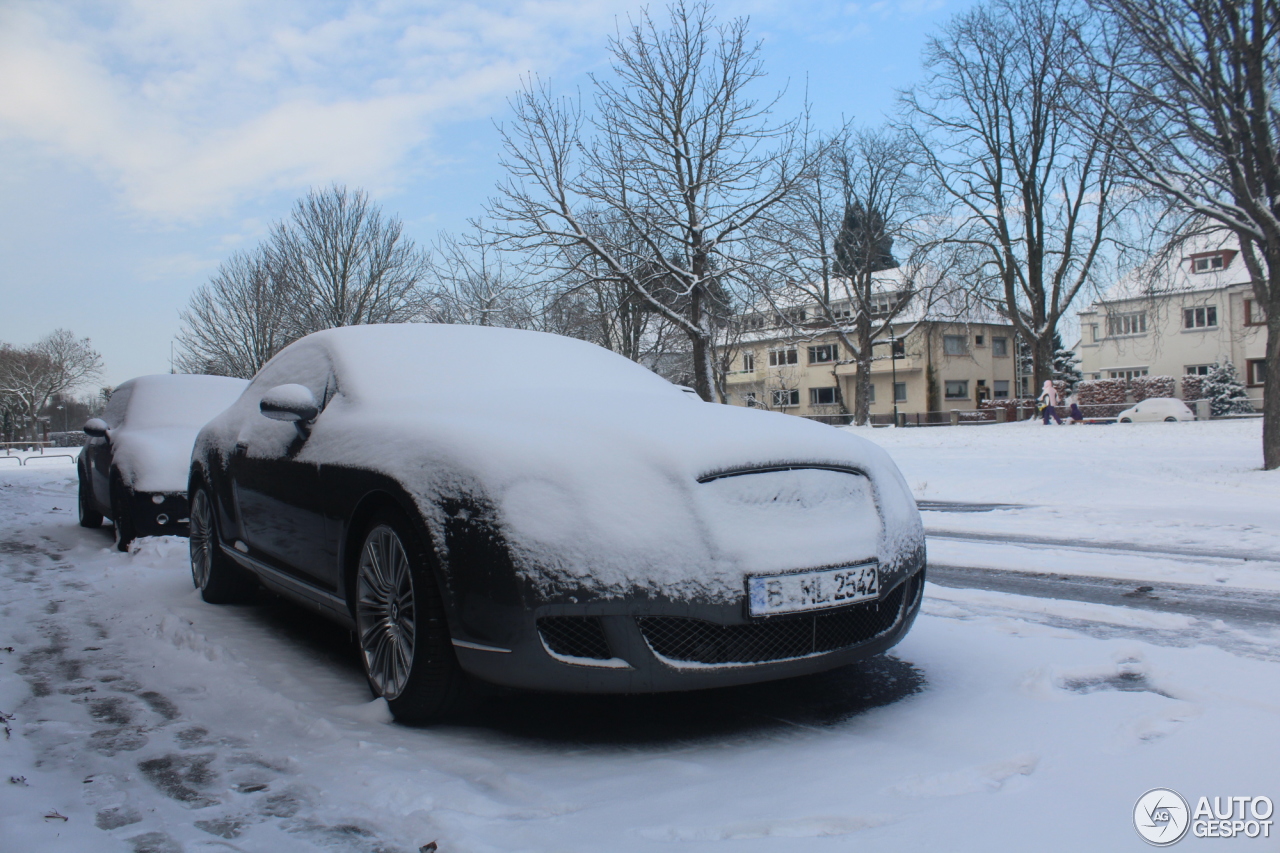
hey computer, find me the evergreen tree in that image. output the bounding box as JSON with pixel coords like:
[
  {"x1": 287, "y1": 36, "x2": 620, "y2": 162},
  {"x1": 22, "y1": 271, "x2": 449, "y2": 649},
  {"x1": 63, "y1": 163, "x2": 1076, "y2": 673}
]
[
  {"x1": 1052, "y1": 347, "x2": 1083, "y2": 394},
  {"x1": 1203, "y1": 361, "x2": 1255, "y2": 416}
]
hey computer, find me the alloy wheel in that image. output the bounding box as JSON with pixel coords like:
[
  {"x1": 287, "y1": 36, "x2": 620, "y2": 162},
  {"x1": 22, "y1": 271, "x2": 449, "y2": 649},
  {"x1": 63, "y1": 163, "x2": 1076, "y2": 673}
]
[{"x1": 356, "y1": 524, "x2": 417, "y2": 700}]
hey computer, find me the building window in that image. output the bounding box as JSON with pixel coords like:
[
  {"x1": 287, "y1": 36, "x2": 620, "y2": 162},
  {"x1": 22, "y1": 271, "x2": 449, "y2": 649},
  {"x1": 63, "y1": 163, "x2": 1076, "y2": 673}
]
[
  {"x1": 1090, "y1": 324, "x2": 1100, "y2": 342},
  {"x1": 869, "y1": 292, "x2": 904, "y2": 317},
  {"x1": 808, "y1": 344, "x2": 837, "y2": 364},
  {"x1": 1185, "y1": 365, "x2": 1212, "y2": 376},
  {"x1": 768, "y1": 348, "x2": 797, "y2": 366},
  {"x1": 944, "y1": 380, "x2": 969, "y2": 399},
  {"x1": 894, "y1": 382, "x2": 907, "y2": 402},
  {"x1": 809, "y1": 387, "x2": 838, "y2": 405},
  {"x1": 1183, "y1": 306, "x2": 1217, "y2": 329},
  {"x1": 1245, "y1": 299, "x2": 1267, "y2": 326},
  {"x1": 1247, "y1": 359, "x2": 1267, "y2": 387},
  {"x1": 1107, "y1": 312, "x2": 1147, "y2": 336},
  {"x1": 742, "y1": 391, "x2": 758, "y2": 407},
  {"x1": 994, "y1": 380, "x2": 1010, "y2": 398},
  {"x1": 975, "y1": 334, "x2": 985, "y2": 347},
  {"x1": 741, "y1": 352, "x2": 755, "y2": 372},
  {"x1": 772, "y1": 388, "x2": 800, "y2": 407},
  {"x1": 867, "y1": 384, "x2": 876, "y2": 403},
  {"x1": 943, "y1": 335, "x2": 967, "y2": 356},
  {"x1": 1191, "y1": 254, "x2": 1227, "y2": 273},
  {"x1": 992, "y1": 337, "x2": 1008, "y2": 357},
  {"x1": 1109, "y1": 368, "x2": 1149, "y2": 379}
]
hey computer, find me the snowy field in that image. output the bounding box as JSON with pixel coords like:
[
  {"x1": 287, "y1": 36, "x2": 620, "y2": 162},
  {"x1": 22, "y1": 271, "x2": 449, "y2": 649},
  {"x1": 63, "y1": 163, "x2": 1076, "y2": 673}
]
[{"x1": 1, "y1": 420, "x2": 1278, "y2": 852}]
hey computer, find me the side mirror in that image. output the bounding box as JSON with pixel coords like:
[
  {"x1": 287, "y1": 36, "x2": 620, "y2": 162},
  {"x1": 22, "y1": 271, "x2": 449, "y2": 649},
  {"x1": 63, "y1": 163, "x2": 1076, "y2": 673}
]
[
  {"x1": 259, "y1": 384, "x2": 319, "y2": 424},
  {"x1": 84, "y1": 418, "x2": 108, "y2": 439}
]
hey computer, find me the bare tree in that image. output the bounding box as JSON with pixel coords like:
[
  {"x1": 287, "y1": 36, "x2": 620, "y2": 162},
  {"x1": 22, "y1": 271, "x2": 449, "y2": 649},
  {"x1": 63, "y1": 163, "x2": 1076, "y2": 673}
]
[
  {"x1": 271, "y1": 184, "x2": 433, "y2": 332},
  {"x1": 0, "y1": 330, "x2": 103, "y2": 440},
  {"x1": 758, "y1": 127, "x2": 940, "y2": 424},
  {"x1": 491, "y1": 0, "x2": 809, "y2": 401},
  {"x1": 902, "y1": 0, "x2": 1132, "y2": 389},
  {"x1": 431, "y1": 226, "x2": 539, "y2": 330},
  {"x1": 176, "y1": 248, "x2": 297, "y2": 378},
  {"x1": 175, "y1": 185, "x2": 433, "y2": 378},
  {"x1": 1083, "y1": 0, "x2": 1280, "y2": 468}
]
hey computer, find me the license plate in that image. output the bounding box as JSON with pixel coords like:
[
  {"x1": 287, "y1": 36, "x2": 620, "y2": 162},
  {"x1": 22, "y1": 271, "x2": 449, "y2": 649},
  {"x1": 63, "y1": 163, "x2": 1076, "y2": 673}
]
[{"x1": 746, "y1": 562, "x2": 879, "y2": 617}]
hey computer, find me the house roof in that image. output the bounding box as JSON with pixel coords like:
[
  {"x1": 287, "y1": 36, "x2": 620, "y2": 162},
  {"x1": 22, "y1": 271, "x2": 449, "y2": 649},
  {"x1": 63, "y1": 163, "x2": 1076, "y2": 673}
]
[{"x1": 1087, "y1": 231, "x2": 1254, "y2": 308}]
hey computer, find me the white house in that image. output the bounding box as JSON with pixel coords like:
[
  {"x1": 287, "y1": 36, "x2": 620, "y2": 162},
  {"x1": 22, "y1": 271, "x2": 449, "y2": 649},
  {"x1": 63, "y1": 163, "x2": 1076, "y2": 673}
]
[{"x1": 1077, "y1": 234, "x2": 1267, "y2": 409}]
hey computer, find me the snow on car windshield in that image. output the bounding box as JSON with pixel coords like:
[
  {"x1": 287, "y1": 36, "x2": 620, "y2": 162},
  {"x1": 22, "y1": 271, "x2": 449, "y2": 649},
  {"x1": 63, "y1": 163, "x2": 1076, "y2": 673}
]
[{"x1": 121, "y1": 375, "x2": 249, "y2": 429}]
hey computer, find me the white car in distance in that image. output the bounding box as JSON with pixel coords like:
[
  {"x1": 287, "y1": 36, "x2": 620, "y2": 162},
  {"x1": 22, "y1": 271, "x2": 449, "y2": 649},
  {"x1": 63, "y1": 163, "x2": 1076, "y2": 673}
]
[{"x1": 1116, "y1": 397, "x2": 1195, "y2": 423}]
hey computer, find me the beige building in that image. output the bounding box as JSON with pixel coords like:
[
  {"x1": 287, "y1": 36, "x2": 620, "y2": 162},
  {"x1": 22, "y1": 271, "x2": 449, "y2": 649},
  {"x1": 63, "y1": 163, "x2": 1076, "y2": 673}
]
[
  {"x1": 722, "y1": 293, "x2": 1019, "y2": 421},
  {"x1": 1077, "y1": 235, "x2": 1267, "y2": 410}
]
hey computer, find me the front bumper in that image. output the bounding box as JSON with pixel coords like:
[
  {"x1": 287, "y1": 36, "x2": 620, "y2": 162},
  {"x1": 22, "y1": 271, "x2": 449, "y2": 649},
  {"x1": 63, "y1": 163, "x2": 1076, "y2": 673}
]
[{"x1": 451, "y1": 560, "x2": 927, "y2": 694}]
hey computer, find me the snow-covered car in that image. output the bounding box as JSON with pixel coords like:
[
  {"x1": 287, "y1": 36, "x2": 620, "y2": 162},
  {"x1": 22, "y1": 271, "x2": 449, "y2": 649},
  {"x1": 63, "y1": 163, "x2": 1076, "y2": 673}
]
[
  {"x1": 78, "y1": 374, "x2": 250, "y2": 550},
  {"x1": 1116, "y1": 397, "x2": 1195, "y2": 423},
  {"x1": 188, "y1": 325, "x2": 927, "y2": 723}
]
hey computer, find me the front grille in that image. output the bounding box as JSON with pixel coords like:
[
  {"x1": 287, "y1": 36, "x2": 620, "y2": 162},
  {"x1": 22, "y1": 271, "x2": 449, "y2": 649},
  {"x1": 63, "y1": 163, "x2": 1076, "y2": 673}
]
[
  {"x1": 638, "y1": 584, "x2": 906, "y2": 665},
  {"x1": 537, "y1": 616, "x2": 611, "y2": 660}
]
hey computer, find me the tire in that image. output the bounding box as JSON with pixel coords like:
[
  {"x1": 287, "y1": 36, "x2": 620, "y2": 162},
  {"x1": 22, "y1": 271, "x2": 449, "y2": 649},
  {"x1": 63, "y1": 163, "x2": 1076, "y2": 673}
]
[
  {"x1": 1164, "y1": 416, "x2": 1177, "y2": 422},
  {"x1": 77, "y1": 469, "x2": 103, "y2": 529},
  {"x1": 354, "y1": 508, "x2": 466, "y2": 724},
  {"x1": 1119, "y1": 417, "x2": 1131, "y2": 423},
  {"x1": 189, "y1": 487, "x2": 256, "y2": 603},
  {"x1": 110, "y1": 475, "x2": 136, "y2": 552}
]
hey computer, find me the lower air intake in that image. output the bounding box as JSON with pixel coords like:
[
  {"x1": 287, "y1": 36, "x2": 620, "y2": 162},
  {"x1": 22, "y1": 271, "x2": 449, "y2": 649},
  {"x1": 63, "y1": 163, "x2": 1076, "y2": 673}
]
[
  {"x1": 537, "y1": 616, "x2": 611, "y2": 660},
  {"x1": 638, "y1": 583, "x2": 906, "y2": 665}
]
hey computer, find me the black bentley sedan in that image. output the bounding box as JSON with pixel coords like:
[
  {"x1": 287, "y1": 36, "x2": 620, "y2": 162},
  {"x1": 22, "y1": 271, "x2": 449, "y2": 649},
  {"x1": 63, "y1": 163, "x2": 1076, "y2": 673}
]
[{"x1": 188, "y1": 324, "x2": 926, "y2": 723}]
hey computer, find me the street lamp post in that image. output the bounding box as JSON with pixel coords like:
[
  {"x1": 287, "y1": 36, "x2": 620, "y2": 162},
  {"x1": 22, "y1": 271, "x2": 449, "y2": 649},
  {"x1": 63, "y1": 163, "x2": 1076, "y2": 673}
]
[{"x1": 872, "y1": 328, "x2": 905, "y2": 427}]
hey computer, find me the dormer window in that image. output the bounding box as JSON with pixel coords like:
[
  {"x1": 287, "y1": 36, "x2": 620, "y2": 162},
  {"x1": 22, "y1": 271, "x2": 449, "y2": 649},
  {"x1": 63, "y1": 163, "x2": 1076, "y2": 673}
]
[{"x1": 1188, "y1": 250, "x2": 1235, "y2": 273}]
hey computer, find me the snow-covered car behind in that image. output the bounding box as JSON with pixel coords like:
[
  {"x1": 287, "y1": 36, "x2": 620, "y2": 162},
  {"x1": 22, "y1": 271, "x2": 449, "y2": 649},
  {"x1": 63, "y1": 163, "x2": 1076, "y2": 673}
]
[
  {"x1": 188, "y1": 324, "x2": 927, "y2": 723},
  {"x1": 1117, "y1": 397, "x2": 1195, "y2": 423},
  {"x1": 77, "y1": 374, "x2": 250, "y2": 550}
]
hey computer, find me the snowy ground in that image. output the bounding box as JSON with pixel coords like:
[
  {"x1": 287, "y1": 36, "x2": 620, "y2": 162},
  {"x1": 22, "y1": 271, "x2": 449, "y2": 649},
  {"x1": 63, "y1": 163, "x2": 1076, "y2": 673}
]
[{"x1": 1, "y1": 420, "x2": 1278, "y2": 852}]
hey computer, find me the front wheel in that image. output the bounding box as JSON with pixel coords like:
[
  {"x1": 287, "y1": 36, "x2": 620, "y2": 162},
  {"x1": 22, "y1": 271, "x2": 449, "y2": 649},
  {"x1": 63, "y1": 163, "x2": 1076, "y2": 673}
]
[
  {"x1": 354, "y1": 509, "x2": 466, "y2": 724},
  {"x1": 1119, "y1": 417, "x2": 1132, "y2": 423},
  {"x1": 189, "y1": 487, "x2": 255, "y2": 603},
  {"x1": 78, "y1": 470, "x2": 102, "y2": 529},
  {"x1": 1165, "y1": 416, "x2": 1177, "y2": 422}
]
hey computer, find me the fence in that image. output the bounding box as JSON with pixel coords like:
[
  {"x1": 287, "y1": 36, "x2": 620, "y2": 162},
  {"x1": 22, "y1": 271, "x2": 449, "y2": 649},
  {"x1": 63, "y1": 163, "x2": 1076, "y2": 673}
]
[
  {"x1": 806, "y1": 398, "x2": 1222, "y2": 428},
  {"x1": 0, "y1": 442, "x2": 78, "y2": 466}
]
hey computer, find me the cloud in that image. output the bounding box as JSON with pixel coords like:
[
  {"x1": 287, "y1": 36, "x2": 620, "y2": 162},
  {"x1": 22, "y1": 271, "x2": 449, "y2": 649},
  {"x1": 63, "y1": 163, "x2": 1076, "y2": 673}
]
[{"x1": 0, "y1": 0, "x2": 630, "y2": 220}]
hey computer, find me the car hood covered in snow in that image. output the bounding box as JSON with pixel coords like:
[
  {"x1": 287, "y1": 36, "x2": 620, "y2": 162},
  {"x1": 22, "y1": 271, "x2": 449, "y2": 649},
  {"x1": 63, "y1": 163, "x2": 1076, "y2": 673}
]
[{"x1": 201, "y1": 325, "x2": 923, "y2": 601}]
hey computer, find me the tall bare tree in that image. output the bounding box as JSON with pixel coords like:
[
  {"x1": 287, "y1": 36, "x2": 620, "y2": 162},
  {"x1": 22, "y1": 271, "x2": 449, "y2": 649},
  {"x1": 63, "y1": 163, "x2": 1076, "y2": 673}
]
[
  {"x1": 0, "y1": 330, "x2": 103, "y2": 440},
  {"x1": 176, "y1": 185, "x2": 432, "y2": 378},
  {"x1": 1083, "y1": 0, "x2": 1280, "y2": 468},
  {"x1": 902, "y1": 0, "x2": 1131, "y2": 389},
  {"x1": 491, "y1": 0, "x2": 808, "y2": 401},
  {"x1": 176, "y1": 248, "x2": 297, "y2": 378},
  {"x1": 270, "y1": 184, "x2": 432, "y2": 332},
  {"x1": 758, "y1": 127, "x2": 939, "y2": 424}
]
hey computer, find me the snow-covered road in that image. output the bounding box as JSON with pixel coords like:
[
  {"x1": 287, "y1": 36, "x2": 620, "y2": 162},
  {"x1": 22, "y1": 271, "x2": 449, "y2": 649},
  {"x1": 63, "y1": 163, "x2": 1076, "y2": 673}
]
[{"x1": 2, "y1": 419, "x2": 1278, "y2": 852}]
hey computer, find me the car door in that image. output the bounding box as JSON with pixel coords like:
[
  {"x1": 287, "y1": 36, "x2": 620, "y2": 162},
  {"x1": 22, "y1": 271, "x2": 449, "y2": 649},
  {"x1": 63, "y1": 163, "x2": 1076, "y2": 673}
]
[{"x1": 229, "y1": 345, "x2": 342, "y2": 591}]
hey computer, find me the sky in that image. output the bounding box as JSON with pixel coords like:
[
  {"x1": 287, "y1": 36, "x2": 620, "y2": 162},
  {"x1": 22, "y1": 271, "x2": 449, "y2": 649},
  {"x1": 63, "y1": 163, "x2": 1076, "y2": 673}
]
[{"x1": 0, "y1": 0, "x2": 978, "y2": 389}]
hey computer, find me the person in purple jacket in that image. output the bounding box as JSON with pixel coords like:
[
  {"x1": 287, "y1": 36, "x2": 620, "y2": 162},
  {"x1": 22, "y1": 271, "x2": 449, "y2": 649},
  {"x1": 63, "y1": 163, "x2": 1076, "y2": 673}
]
[{"x1": 1040, "y1": 380, "x2": 1063, "y2": 425}]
